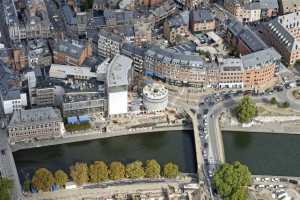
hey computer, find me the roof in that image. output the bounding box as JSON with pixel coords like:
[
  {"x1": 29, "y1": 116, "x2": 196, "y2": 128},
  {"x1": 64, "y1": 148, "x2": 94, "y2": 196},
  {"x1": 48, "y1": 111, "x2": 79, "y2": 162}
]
[
  {"x1": 241, "y1": 47, "x2": 281, "y2": 69},
  {"x1": 190, "y1": 9, "x2": 214, "y2": 23},
  {"x1": 54, "y1": 40, "x2": 86, "y2": 60},
  {"x1": 49, "y1": 64, "x2": 96, "y2": 79},
  {"x1": 63, "y1": 5, "x2": 76, "y2": 25},
  {"x1": 146, "y1": 45, "x2": 204, "y2": 68},
  {"x1": 107, "y1": 54, "x2": 132, "y2": 88},
  {"x1": 8, "y1": 107, "x2": 62, "y2": 127},
  {"x1": 121, "y1": 43, "x2": 146, "y2": 57},
  {"x1": 98, "y1": 30, "x2": 123, "y2": 43},
  {"x1": 168, "y1": 11, "x2": 189, "y2": 28},
  {"x1": 239, "y1": 27, "x2": 267, "y2": 52},
  {"x1": 265, "y1": 12, "x2": 300, "y2": 52}
]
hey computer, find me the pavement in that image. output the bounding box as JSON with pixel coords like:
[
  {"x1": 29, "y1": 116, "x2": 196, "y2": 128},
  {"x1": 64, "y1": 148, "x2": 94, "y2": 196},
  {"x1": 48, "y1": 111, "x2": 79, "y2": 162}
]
[{"x1": 0, "y1": 128, "x2": 23, "y2": 200}]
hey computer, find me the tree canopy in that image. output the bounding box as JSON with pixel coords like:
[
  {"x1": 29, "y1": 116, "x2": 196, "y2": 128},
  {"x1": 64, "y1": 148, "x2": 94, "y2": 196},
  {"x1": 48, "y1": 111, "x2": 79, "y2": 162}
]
[
  {"x1": 54, "y1": 170, "x2": 68, "y2": 188},
  {"x1": 70, "y1": 162, "x2": 89, "y2": 185},
  {"x1": 0, "y1": 177, "x2": 13, "y2": 200},
  {"x1": 145, "y1": 160, "x2": 161, "y2": 178},
  {"x1": 32, "y1": 168, "x2": 54, "y2": 192},
  {"x1": 109, "y1": 161, "x2": 125, "y2": 180},
  {"x1": 235, "y1": 96, "x2": 257, "y2": 123},
  {"x1": 163, "y1": 162, "x2": 179, "y2": 178},
  {"x1": 212, "y1": 161, "x2": 251, "y2": 200},
  {"x1": 89, "y1": 161, "x2": 109, "y2": 183},
  {"x1": 125, "y1": 161, "x2": 145, "y2": 179}
]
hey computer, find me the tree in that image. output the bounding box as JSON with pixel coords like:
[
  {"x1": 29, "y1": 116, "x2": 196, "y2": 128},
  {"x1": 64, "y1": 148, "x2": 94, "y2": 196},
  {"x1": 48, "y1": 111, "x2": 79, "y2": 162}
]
[
  {"x1": 54, "y1": 170, "x2": 68, "y2": 188},
  {"x1": 32, "y1": 168, "x2": 54, "y2": 192},
  {"x1": 0, "y1": 177, "x2": 13, "y2": 200},
  {"x1": 270, "y1": 97, "x2": 277, "y2": 105},
  {"x1": 109, "y1": 161, "x2": 125, "y2": 180},
  {"x1": 145, "y1": 160, "x2": 161, "y2": 179},
  {"x1": 89, "y1": 161, "x2": 109, "y2": 183},
  {"x1": 125, "y1": 161, "x2": 145, "y2": 179},
  {"x1": 70, "y1": 162, "x2": 89, "y2": 185},
  {"x1": 234, "y1": 96, "x2": 257, "y2": 123},
  {"x1": 212, "y1": 161, "x2": 251, "y2": 200},
  {"x1": 163, "y1": 162, "x2": 179, "y2": 178},
  {"x1": 281, "y1": 101, "x2": 290, "y2": 108},
  {"x1": 23, "y1": 178, "x2": 31, "y2": 192}
]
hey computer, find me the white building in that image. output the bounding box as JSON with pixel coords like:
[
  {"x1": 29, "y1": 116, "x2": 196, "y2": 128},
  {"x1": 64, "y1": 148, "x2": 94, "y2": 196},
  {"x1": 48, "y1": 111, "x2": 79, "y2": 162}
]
[
  {"x1": 107, "y1": 54, "x2": 132, "y2": 115},
  {"x1": 143, "y1": 83, "x2": 168, "y2": 112},
  {"x1": 49, "y1": 64, "x2": 96, "y2": 80},
  {"x1": 2, "y1": 90, "x2": 27, "y2": 114}
]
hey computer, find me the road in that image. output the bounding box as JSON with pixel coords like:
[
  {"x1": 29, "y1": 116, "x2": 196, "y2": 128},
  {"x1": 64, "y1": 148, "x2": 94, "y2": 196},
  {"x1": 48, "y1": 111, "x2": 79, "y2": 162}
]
[{"x1": 0, "y1": 128, "x2": 23, "y2": 200}]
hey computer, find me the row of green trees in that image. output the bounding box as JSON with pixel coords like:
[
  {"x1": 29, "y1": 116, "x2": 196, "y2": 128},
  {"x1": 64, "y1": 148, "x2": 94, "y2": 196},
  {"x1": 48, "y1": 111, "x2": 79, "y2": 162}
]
[{"x1": 29, "y1": 160, "x2": 180, "y2": 192}]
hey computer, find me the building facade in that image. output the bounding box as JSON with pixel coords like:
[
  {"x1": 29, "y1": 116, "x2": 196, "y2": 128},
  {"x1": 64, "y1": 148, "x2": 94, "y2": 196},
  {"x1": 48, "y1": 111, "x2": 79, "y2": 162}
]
[{"x1": 7, "y1": 107, "x2": 65, "y2": 144}]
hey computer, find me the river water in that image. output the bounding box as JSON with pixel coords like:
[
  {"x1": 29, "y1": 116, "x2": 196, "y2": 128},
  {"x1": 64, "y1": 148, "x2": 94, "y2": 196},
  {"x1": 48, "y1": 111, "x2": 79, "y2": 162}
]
[
  {"x1": 13, "y1": 130, "x2": 196, "y2": 182},
  {"x1": 223, "y1": 131, "x2": 300, "y2": 177}
]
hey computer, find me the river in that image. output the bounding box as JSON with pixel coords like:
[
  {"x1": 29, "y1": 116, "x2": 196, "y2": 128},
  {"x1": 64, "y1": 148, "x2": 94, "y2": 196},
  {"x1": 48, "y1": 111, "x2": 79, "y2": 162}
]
[
  {"x1": 13, "y1": 130, "x2": 196, "y2": 182},
  {"x1": 223, "y1": 131, "x2": 300, "y2": 177}
]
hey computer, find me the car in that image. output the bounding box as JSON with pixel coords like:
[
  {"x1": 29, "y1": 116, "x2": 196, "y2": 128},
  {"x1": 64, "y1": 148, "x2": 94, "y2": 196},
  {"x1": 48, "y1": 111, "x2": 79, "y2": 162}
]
[{"x1": 1, "y1": 149, "x2": 5, "y2": 155}]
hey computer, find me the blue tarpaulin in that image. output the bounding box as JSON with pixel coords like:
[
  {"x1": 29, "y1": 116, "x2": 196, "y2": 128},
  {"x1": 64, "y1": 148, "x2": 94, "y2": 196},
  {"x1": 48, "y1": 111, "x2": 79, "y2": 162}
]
[
  {"x1": 67, "y1": 116, "x2": 78, "y2": 124},
  {"x1": 79, "y1": 115, "x2": 89, "y2": 123}
]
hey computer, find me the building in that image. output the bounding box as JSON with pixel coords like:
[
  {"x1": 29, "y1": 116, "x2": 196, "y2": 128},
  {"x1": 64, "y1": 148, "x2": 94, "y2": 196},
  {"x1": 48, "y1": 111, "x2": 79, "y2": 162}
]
[
  {"x1": 226, "y1": 19, "x2": 268, "y2": 55},
  {"x1": 143, "y1": 83, "x2": 168, "y2": 111},
  {"x1": 139, "y1": 0, "x2": 164, "y2": 7},
  {"x1": 144, "y1": 45, "x2": 280, "y2": 89},
  {"x1": 103, "y1": 10, "x2": 135, "y2": 26},
  {"x1": 28, "y1": 39, "x2": 51, "y2": 68},
  {"x1": 98, "y1": 30, "x2": 124, "y2": 58},
  {"x1": 260, "y1": 12, "x2": 300, "y2": 65},
  {"x1": 163, "y1": 11, "x2": 189, "y2": 44},
  {"x1": 190, "y1": 9, "x2": 215, "y2": 33},
  {"x1": 4, "y1": 0, "x2": 51, "y2": 41},
  {"x1": 62, "y1": 93, "x2": 106, "y2": 116},
  {"x1": 121, "y1": 43, "x2": 146, "y2": 74},
  {"x1": 224, "y1": 0, "x2": 278, "y2": 22},
  {"x1": 62, "y1": 5, "x2": 77, "y2": 33},
  {"x1": 241, "y1": 47, "x2": 281, "y2": 88},
  {"x1": 278, "y1": 0, "x2": 300, "y2": 14},
  {"x1": 107, "y1": 54, "x2": 132, "y2": 115},
  {"x1": 49, "y1": 64, "x2": 97, "y2": 80},
  {"x1": 134, "y1": 20, "x2": 152, "y2": 46},
  {"x1": 76, "y1": 12, "x2": 88, "y2": 35},
  {"x1": 53, "y1": 40, "x2": 92, "y2": 66},
  {"x1": 149, "y1": 0, "x2": 177, "y2": 25},
  {"x1": 7, "y1": 107, "x2": 65, "y2": 144},
  {"x1": 0, "y1": 61, "x2": 27, "y2": 115}
]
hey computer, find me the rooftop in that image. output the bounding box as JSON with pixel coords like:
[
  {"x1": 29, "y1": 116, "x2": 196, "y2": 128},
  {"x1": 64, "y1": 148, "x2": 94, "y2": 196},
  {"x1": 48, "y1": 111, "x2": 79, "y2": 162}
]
[
  {"x1": 8, "y1": 107, "x2": 62, "y2": 127},
  {"x1": 49, "y1": 64, "x2": 96, "y2": 79},
  {"x1": 190, "y1": 9, "x2": 214, "y2": 23},
  {"x1": 107, "y1": 54, "x2": 132, "y2": 88},
  {"x1": 54, "y1": 40, "x2": 86, "y2": 60},
  {"x1": 241, "y1": 47, "x2": 281, "y2": 69}
]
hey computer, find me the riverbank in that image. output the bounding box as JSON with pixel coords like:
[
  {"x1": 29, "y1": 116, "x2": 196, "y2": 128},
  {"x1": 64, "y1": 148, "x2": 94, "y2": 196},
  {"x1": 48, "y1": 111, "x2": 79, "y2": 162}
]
[
  {"x1": 222, "y1": 121, "x2": 300, "y2": 135},
  {"x1": 11, "y1": 124, "x2": 192, "y2": 152}
]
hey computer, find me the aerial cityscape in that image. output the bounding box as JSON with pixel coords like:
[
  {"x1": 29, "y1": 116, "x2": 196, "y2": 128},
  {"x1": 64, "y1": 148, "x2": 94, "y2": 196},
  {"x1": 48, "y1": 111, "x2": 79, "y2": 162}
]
[{"x1": 0, "y1": 0, "x2": 300, "y2": 199}]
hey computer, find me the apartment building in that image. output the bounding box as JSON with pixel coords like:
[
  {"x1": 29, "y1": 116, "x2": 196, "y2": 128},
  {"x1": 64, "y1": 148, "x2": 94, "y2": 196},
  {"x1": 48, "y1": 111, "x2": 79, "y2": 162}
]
[
  {"x1": 3, "y1": 0, "x2": 51, "y2": 41},
  {"x1": 98, "y1": 30, "x2": 124, "y2": 58},
  {"x1": 134, "y1": 20, "x2": 152, "y2": 46},
  {"x1": 190, "y1": 9, "x2": 215, "y2": 33},
  {"x1": 144, "y1": 45, "x2": 280, "y2": 89},
  {"x1": 260, "y1": 12, "x2": 300, "y2": 65},
  {"x1": 224, "y1": 0, "x2": 278, "y2": 22},
  {"x1": 0, "y1": 61, "x2": 27, "y2": 115},
  {"x1": 53, "y1": 40, "x2": 92, "y2": 66},
  {"x1": 164, "y1": 11, "x2": 190, "y2": 44},
  {"x1": 7, "y1": 107, "x2": 65, "y2": 144}
]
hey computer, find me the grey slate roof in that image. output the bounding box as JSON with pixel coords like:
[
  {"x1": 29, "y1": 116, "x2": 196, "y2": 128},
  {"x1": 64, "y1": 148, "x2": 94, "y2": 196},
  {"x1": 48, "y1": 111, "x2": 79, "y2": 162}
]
[
  {"x1": 190, "y1": 9, "x2": 215, "y2": 23},
  {"x1": 241, "y1": 47, "x2": 281, "y2": 69},
  {"x1": 63, "y1": 5, "x2": 76, "y2": 25},
  {"x1": 55, "y1": 40, "x2": 85, "y2": 60}
]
